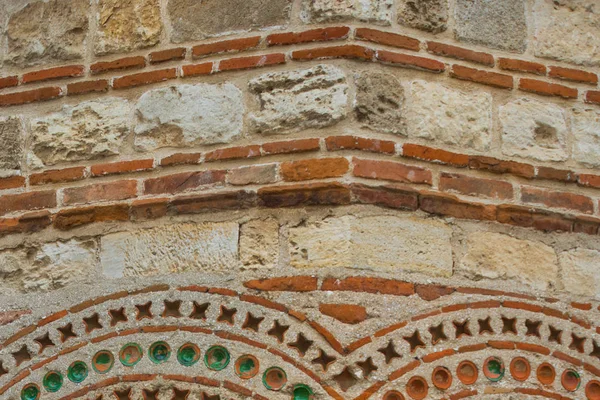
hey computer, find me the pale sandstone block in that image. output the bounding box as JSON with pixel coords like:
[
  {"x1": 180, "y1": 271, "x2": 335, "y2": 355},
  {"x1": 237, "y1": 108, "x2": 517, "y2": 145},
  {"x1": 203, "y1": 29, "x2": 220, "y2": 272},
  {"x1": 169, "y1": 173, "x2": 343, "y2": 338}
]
[
  {"x1": 460, "y1": 232, "x2": 558, "y2": 291},
  {"x1": 134, "y1": 84, "x2": 244, "y2": 151},
  {"x1": 0, "y1": 116, "x2": 24, "y2": 174},
  {"x1": 354, "y1": 71, "x2": 405, "y2": 135},
  {"x1": 500, "y1": 98, "x2": 568, "y2": 162},
  {"x1": 405, "y1": 80, "x2": 492, "y2": 151},
  {"x1": 397, "y1": 0, "x2": 448, "y2": 33},
  {"x1": 100, "y1": 223, "x2": 239, "y2": 278},
  {"x1": 559, "y1": 248, "x2": 600, "y2": 299},
  {"x1": 240, "y1": 218, "x2": 279, "y2": 268},
  {"x1": 572, "y1": 107, "x2": 600, "y2": 167},
  {"x1": 289, "y1": 215, "x2": 453, "y2": 277},
  {"x1": 302, "y1": 0, "x2": 393, "y2": 25}
]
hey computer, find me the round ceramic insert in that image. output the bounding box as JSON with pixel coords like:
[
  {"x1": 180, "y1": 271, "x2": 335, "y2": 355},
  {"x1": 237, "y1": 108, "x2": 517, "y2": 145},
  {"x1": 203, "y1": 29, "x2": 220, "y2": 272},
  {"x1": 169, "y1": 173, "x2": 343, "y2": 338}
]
[
  {"x1": 92, "y1": 350, "x2": 115, "y2": 374},
  {"x1": 43, "y1": 371, "x2": 63, "y2": 393},
  {"x1": 67, "y1": 361, "x2": 89, "y2": 383},
  {"x1": 119, "y1": 343, "x2": 143, "y2": 367},
  {"x1": 235, "y1": 354, "x2": 260, "y2": 379},
  {"x1": 204, "y1": 345, "x2": 230, "y2": 371},
  {"x1": 20, "y1": 383, "x2": 40, "y2": 400},
  {"x1": 149, "y1": 341, "x2": 171, "y2": 364},
  {"x1": 177, "y1": 343, "x2": 201, "y2": 366},
  {"x1": 263, "y1": 366, "x2": 287, "y2": 391}
]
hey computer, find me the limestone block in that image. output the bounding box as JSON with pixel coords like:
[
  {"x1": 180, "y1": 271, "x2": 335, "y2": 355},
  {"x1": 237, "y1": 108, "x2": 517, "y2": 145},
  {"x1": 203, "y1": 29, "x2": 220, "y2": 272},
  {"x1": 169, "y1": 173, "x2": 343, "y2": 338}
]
[
  {"x1": 455, "y1": 0, "x2": 527, "y2": 52},
  {"x1": 134, "y1": 84, "x2": 244, "y2": 151},
  {"x1": 95, "y1": 0, "x2": 162, "y2": 55},
  {"x1": 0, "y1": 240, "x2": 97, "y2": 293},
  {"x1": 168, "y1": 0, "x2": 292, "y2": 43},
  {"x1": 500, "y1": 98, "x2": 568, "y2": 162},
  {"x1": 100, "y1": 223, "x2": 239, "y2": 278},
  {"x1": 249, "y1": 65, "x2": 348, "y2": 135},
  {"x1": 302, "y1": 0, "x2": 393, "y2": 25},
  {"x1": 572, "y1": 107, "x2": 600, "y2": 167},
  {"x1": 30, "y1": 98, "x2": 130, "y2": 167},
  {"x1": 405, "y1": 81, "x2": 492, "y2": 151},
  {"x1": 354, "y1": 71, "x2": 404, "y2": 135},
  {"x1": 289, "y1": 215, "x2": 453, "y2": 277},
  {"x1": 0, "y1": 116, "x2": 24, "y2": 174},
  {"x1": 397, "y1": 0, "x2": 448, "y2": 33},
  {"x1": 534, "y1": 0, "x2": 600, "y2": 66},
  {"x1": 6, "y1": 0, "x2": 89, "y2": 67},
  {"x1": 240, "y1": 218, "x2": 279, "y2": 268},
  {"x1": 459, "y1": 232, "x2": 558, "y2": 291},
  {"x1": 559, "y1": 248, "x2": 600, "y2": 299}
]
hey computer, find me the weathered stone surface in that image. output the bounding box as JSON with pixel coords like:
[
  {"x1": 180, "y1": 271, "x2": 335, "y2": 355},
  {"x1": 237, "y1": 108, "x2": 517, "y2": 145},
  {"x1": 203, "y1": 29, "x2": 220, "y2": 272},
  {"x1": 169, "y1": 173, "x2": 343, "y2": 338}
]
[
  {"x1": 100, "y1": 223, "x2": 239, "y2": 278},
  {"x1": 228, "y1": 164, "x2": 278, "y2": 186},
  {"x1": 95, "y1": 0, "x2": 162, "y2": 55},
  {"x1": 559, "y1": 248, "x2": 600, "y2": 299},
  {"x1": 29, "y1": 98, "x2": 130, "y2": 167},
  {"x1": 134, "y1": 84, "x2": 244, "y2": 151},
  {"x1": 302, "y1": 0, "x2": 393, "y2": 25},
  {"x1": 397, "y1": 0, "x2": 448, "y2": 33},
  {"x1": 534, "y1": 0, "x2": 600, "y2": 66},
  {"x1": 0, "y1": 239, "x2": 97, "y2": 293},
  {"x1": 354, "y1": 71, "x2": 404, "y2": 135},
  {"x1": 168, "y1": 0, "x2": 292, "y2": 43},
  {"x1": 572, "y1": 107, "x2": 600, "y2": 167},
  {"x1": 6, "y1": 0, "x2": 89, "y2": 67},
  {"x1": 455, "y1": 0, "x2": 527, "y2": 52},
  {"x1": 500, "y1": 98, "x2": 568, "y2": 162},
  {"x1": 240, "y1": 218, "x2": 279, "y2": 268},
  {"x1": 0, "y1": 117, "x2": 24, "y2": 174},
  {"x1": 460, "y1": 232, "x2": 558, "y2": 291},
  {"x1": 405, "y1": 80, "x2": 492, "y2": 151},
  {"x1": 289, "y1": 215, "x2": 453, "y2": 276},
  {"x1": 249, "y1": 65, "x2": 348, "y2": 135}
]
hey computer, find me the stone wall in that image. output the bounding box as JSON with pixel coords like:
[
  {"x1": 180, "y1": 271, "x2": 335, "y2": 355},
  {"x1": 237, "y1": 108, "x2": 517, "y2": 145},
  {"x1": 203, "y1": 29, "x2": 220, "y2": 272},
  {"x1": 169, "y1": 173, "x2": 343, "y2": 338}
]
[{"x1": 0, "y1": 0, "x2": 600, "y2": 399}]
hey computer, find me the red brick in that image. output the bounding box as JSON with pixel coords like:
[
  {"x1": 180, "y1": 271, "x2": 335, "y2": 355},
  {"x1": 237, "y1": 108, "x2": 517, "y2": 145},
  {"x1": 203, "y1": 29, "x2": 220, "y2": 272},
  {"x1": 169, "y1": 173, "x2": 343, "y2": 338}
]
[
  {"x1": 553, "y1": 350, "x2": 583, "y2": 366},
  {"x1": 498, "y1": 58, "x2": 546, "y2": 75},
  {"x1": 573, "y1": 216, "x2": 600, "y2": 235},
  {"x1": 376, "y1": 49, "x2": 445, "y2": 72},
  {"x1": 22, "y1": 65, "x2": 84, "y2": 84},
  {"x1": 355, "y1": 28, "x2": 420, "y2": 51},
  {"x1": 0, "y1": 211, "x2": 52, "y2": 236},
  {"x1": 281, "y1": 158, "x2": 349, "y2": 181},
  {"x1": 181, "y1": 62, "x2": 213, "y2": 77},
  {"x1": 240, "y1": 294, "x2": 288, "y2": 313},
  {"x1": 350, "y1": 183, "x2": 419, "y2": 211},
  {"x1": 218, "y1": 53, "x2": 285, "y2": 72},
  {"x1": 458, "y1": 343, "x2": 486, "y2": 353},
  {"x1": 258, "y1": 182, "x2": 351, "y2": 207},
  {"x1": 515, "y1": 342, "x2": 550, "y2": 355},
  {"x1": 149, "y1": 47, "x2": 186, "y2": 63},
  {"x1": 130, "y1": 198, "x2": 168, "y2": 220},
  {"x1": 352, "y1": 158, "x2": 432, "y2": 184},
  {"x1": 521, "y1": 186, "x2": 593, "y2": 214},
  {"x1": 449, "y1": 390, "x2": 478, "y2": 400},
  {"x1": 322, "y1": 277, "x2": 414, "y2": 296},
  {"x1": 0, "y1": 175, "x2": 25, "y2": 190},
  {"x1": 204, "y1": 145, "x2": 261, "y2": 161},
  {"x1": 113, "y1": 68, "x2": 177, "y2": 89},
  {"x1": 536, "y1": 166, "x2": 577, "y2": 182},
  {"x1": 578, "y1": 173, "x2": 600, "y2": 188},
  {"x1": 346, "y1": 336, "x2": 372, "y2": 353},
  {"x1": 268, "y1": 27, "x2": 350, "y2": 46},
  {"x1": 171, "y1": 190, "x2": 256, "y2": 214},
  {"x1": 53, "y1": 204, "x2": 129, "y2": 230},
  {"x1": 292, "y1": 45, "x2": 374, "y2": 61},
  {"x1": 91, "y1": 159, "x2": 154, "y2": 177},
  {"x1": 224, "y1": 380, "x2": 252, "y2": 397},
  {"x1": 416, "y1": 284, "x2": 455, "y2": 301},
  {"x1": 319, "y1": 303, "x2": 367, "y2": 324},
  {"x1": 262, "y1": 138, "x2": 321, "y2": 155},
  {"x1": 144, "y1": 170, "x2": 225, "y2": 195},
  {"x1": 427, "y1": 42, "x2": 494, "y2": 66},
  {"x1": 488, "y1": 340, "x2": 515, "y2": 349},
  {"x1": 326, "y1": 136, "x2": 395, "y2": 154},
  {"x1": 0, "y1": 76, "x2": 18, "y2": 89},
  {"x1": 519, "y1": 78, "x2": 578, "y2": 99},
  {"x1": 440, "y1": 173, "x2": 513, "y2": 200},
  {"x1": 549, "y1": 66, "x2": 598, "y2": 84},
  {"x1": 193, "y1": 36, "x2": 261, "y2": 58},
  {"x1": 402, "y1": 143, "x2": 469, "y2": 167},
  {"x1": 30, "y1": 167, "x2": 86, "y2": 186},
  {"x1": 422, "y1": 349, "x2": 455, "y2": 362},
  {"x1": 244, "y1": 276, "x2": 318, "y2": 291},
  {"x1": 532, "y1": 212, "x2": 573, "y2": 233},
  {"x1": 160, "y1": 152, "x2": 202, "y2": 166},
  {"x1": 586, "y1": 90, "x2": 600, "y2": 105},
  {"x1": 389, "y1": 360, "x2": 421, "y2": 381},
  {"x1": 420, "y1": 192, "x2": 496, "y2": 221},
  {"x1": 90, "y1": 56, "x2": 146, "y2": 74},
  {"x1": 0, "y1": 86, "x2": 61, "y2": 107},
  {"x1": 451, "y1": 64, "x2": 513, "y2": 88},
  {"x1": 67, "y1": 79, "x2": 109, "y2": 95},
  {"x1": 503, "y1": 300, "x2": 542, "y2": 312},
  {"x1": 226, "y1": 164, "x2": 278, "y2": 185},
  {"x1": 0, "y1": 190, "x2": 56, "y2": 215},
  {"x1": 63, "y1": 180, "x2": 137, "y2": 205},
  {"x1": 469, "y1": 155, "x2": 535, "y2": 178}
]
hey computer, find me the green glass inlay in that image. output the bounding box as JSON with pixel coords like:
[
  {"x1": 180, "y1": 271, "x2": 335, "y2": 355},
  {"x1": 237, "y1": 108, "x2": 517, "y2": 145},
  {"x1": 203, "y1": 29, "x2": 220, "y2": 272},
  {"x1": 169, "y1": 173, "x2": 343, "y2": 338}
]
[
  {"x1": 239, "y1": 357, "x2": 255, "y2": 373},
  {"x1": 263, "y1": 366, "x2": 287, "y2": 391},
  {"x1": 149, "y1": 341, "x2": 171, "y2": 364},
  {"x1": 43, "y1": 371, "x2": 63, "y2": 392},
  {"x1": 177, "y1": 343, "x2": 200, "y2": 366},
  {"x1": 92, "y1": 350, "x2": 115, "y2": 374},
  {"x1": 204, "y1": 345, "x2": 230, "y2": 371},
  {"x1": 293, "y1": 384, "x2": 313, "y2": 400},
  {"x1": 67, "y1": 361, "x2": 88, "y2": 383},
  {"x1": 119, "y1": 343, "x2": 143, "y2": 367},
  {"x1": 485, "y1": 358, "x2": 505, "y2": 382},
  {"x1": 20, "y1": 384, "x2": 40, "y2": 400}
]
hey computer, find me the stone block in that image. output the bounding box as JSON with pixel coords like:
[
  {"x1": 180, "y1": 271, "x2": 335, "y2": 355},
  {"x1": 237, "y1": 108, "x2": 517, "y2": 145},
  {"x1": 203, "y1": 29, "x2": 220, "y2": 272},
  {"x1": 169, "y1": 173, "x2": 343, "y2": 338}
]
[
  {"x1": 0, "y1": 116, "x2": 24, "y2": 175},
  {"x1": 559, "y1": 248, "x2": 600, "y2": 299},
  {"x1": 354, "y1": 71, "x2": 404, "y2": 135},
  {"x1": 134, "y1": 83, "x2": 244, "y2": 151},
  {"x1": 405, "y1": 80, "x2": 492, "y2": 151},
  {"x1": 249, "y1": 64, "x2": 348, "y2": 135},
  {"x1": 240, "y1": 218, "x2": 279, "y2": 268},
  {"x1": 302, "y1": 0, "x2": 393, "y2": 25},
  {"x1": 500, "y1": 98, "x2": 568, "y2": 162},
  {"x1": 572, "y1": 107, "x2": 600, "y2": 167},
  {"x1": 397, "y1": 0, "x2": 448, "y2": 33}
]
